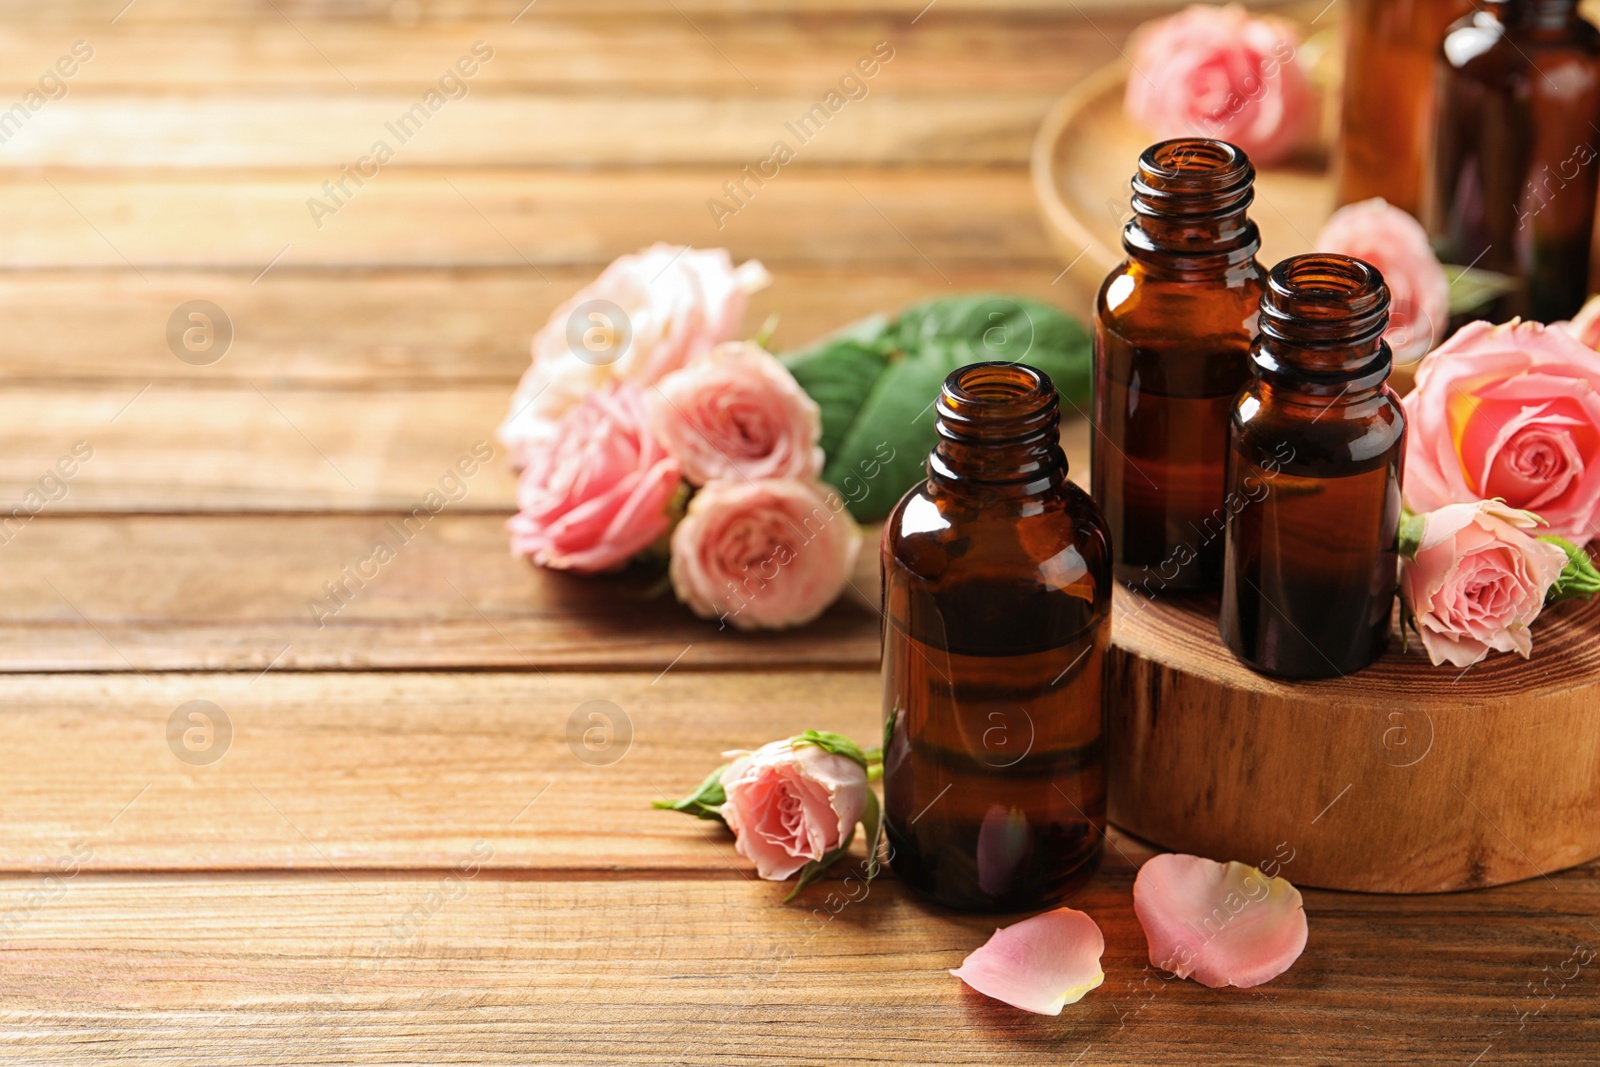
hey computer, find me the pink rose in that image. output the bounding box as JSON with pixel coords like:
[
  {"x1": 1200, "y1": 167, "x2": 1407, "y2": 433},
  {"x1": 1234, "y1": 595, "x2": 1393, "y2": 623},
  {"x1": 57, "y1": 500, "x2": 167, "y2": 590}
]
[
  {"x1": 1400, "y1": 500, "x2": 1568, "y2": 667},
  {"x1": 1556, "y1": 295, "x2": 1600, "y2": 350},
  {"x1": 1402, "y1": 319, "x2": 1600, "y2": 541},
  {"x1": 719, "y1": 737, "x2": 868, "y2": 881},
  {"x1": 670, "y1": 479, "x2": 861, "y2": 631},
  {"x1": 499, "y1": 244, "x2": 771, "y2": 467},
  {"x1": 1124, "y1": 4, "x2": 1313, "y2": 166},
  {"x1": 507, "y1": 383, "x2": 681, "y2": 574},
  {"x1": 649, "y1": 342, "x2": 824, "y2": 486},
  {"x1": 1315, "y1": 198, "x2": 1449, "y2": 363}
]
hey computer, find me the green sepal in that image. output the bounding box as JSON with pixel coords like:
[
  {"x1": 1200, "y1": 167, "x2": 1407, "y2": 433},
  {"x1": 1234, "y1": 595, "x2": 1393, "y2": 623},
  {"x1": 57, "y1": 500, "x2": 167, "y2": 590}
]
[
  {"x1": 860, "y1": 787, "x2": 884, "y2": 882},
  {"x1": 792, "y1": 730, "x2": 869, "y2": 770},
  {"x1": 651, "y1": 763, "x2": 728, "y2": 823},
  {"x1": 1540, "y1": 536, "x2": 1600, "y2": 603},
  {"x1": 1443, "y1": 263, "x2": 1520, "y2": 317},
  {"x1": 1397, "y1": 508, "x2": 1426, "y2": 561},
  {"x1": 783, "y1": 824, "x2": 856, "y2": 904}
]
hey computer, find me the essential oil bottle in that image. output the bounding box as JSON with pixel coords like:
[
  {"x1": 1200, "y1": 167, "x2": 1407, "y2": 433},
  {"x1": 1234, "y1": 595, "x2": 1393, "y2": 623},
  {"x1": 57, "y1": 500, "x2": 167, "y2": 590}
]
[
  {"x1": 1220, "y1": 254, "x2": 1407, "y2": 680},
  {"x1": 1334, "y1": 0, "x2": 1474, "y2": 214},
  {"x1": 881, "y1": 362, "x2": 1111, "y2": 913},
  {"x1": 1093, "y1": 139, "x2": 1267, "y2": 594},
  {"x1": 1426, "y1": 0, "x2": 1600, "y2": 322}
]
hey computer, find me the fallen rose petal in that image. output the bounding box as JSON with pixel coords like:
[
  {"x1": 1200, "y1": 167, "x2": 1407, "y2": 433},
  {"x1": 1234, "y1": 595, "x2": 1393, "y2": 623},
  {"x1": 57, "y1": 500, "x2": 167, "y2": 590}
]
[
  {"x1": 1133, "y1": 853, "x2": 1307, "y2": 989},
  {"x1": 949, "y1": 907, "x2": 1105, "y2": 1015}
]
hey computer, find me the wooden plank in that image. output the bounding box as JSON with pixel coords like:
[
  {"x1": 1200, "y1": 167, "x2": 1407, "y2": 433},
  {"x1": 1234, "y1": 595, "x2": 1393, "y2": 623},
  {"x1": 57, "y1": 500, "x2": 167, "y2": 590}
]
[
  {"x1": 0, "y1": 516, "x2": 881, "y2": 671},
  {"x1": 0, "y1": 169, "x2": 1054, "y2": 270},
  {"x1": 0, "y1": 382, "x2": 1090, "y2": 512},
  {"x1": 0, "y1": 0, "x2": 1268, "y2": 21},
  {"x1": 0, "y1": 18, "x2": 1123, "y2": 93},
  {"x1": 0, "y1": 267, "x2": 1086, "y2": 385},
  {"x1": 0, "y1": 871, "x2": 1595, "y2": 1064},
  {"x1": 0, "y1": 670, "x2": 885, "y2": 871},
  {"x1": 3, "y1": 92, "x2": 1055, "y2": 167}
]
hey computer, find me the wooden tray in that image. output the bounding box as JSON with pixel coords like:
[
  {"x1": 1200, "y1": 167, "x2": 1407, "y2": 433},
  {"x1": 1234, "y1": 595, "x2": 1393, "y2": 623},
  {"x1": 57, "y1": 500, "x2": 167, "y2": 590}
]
[{"x1": 1107, "y1": 587, "x2": 1600, "y2": 893}]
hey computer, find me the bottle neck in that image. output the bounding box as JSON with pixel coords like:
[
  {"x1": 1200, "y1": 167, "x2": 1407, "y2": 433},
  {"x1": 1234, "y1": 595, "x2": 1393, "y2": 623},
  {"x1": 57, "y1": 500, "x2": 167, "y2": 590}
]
[
  {"x1": 1123, "y1": 138, "x2": 1261, "y2": 278},
  {"x1": 1251, "y1": 253, "x2": 1393, "y2": 396},
  {"x1": 928, "y1": 362, "x2": 1068, "y2": 500}
]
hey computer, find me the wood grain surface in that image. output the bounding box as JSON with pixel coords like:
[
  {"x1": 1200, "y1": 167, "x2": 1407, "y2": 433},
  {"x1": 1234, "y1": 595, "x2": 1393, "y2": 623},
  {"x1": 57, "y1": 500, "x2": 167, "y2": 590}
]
[{"x1": 4, "y1": 0, "x2": 1596, "y2": 1062}]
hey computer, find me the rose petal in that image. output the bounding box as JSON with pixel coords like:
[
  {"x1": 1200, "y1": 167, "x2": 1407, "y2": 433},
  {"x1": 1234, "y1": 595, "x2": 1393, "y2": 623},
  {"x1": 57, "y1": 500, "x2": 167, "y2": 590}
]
[
  {"x1": 1133, "y1": 853, "x2": 1308, "y2": 989},
  {"x1": 949, "y1": 907, "x2": 1106, "y2": 1015}
]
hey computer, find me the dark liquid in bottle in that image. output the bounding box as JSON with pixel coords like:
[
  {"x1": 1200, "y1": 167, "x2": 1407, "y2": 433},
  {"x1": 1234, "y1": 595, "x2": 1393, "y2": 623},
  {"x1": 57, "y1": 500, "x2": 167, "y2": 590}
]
[
  {"x1": 1095, "y1": 324, "x2": 1248, "y2": 591},
  {"x1": 1092, "y1": 139, "x2": 1266, "y2": 593},
  {"x1": 882, "y1": 577, "x2": 1105, "y2": 912},
  {"x1": 1220, "y1": 452, "x2": 1402, "y2": 678}
]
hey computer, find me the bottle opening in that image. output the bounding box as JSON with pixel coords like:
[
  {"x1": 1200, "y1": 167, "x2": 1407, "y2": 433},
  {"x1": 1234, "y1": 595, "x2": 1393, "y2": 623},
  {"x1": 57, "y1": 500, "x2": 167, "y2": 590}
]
[
  {"x1": 1133, "y1": 138, "x2": 1255, "y2": 217},
  {"x1": 1255, "y1": 253, "x2": 1393, "y2": 386},
  {"x1": 1260, "y1": 253, "x2": 1389, "y2": 345},
  {"x1": 935, "y1": 361, "x2": 1060, "y2": 447}
]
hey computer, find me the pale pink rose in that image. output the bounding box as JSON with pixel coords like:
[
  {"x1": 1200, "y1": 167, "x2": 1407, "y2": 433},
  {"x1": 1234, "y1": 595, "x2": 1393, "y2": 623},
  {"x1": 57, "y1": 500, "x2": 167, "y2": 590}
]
[
  {"x1": 949, "y1": 907, "x2": 1106, "y2": 1015},
  {"x1": 507, "y1": 383, "x2": 681, "y2": 574},
  {"x1": 1124, "y1": 4, "x2": 1313, "y2": 166},
  {"x1": 650, "y1": 342, "x2": 823, "y2": 486},
  {"x1": 499, "y1": 244, "x2": 771, "y2": 468},
  {"x1": 1401, "y1": 500, "x2": 1568, "y2": 668},
  {"x1": 1555, "y1": 295, "x2": 1600, "y2": 350},
  {"x1": 1133, "y1": 853, "x2": 1307, "y2": 989},
  {"x1": 1403, "y1": 319, "x2": 1600, "y2": 541},
  {"x1": 670, "y1": 479, "x2": 861, "y2": 631},
  {"x1": 719, "y1": 737, "x2": 867, "y2": 881},
  {"x1": 1316, "y1": 198, "x2": 1450, "y2": 363}
]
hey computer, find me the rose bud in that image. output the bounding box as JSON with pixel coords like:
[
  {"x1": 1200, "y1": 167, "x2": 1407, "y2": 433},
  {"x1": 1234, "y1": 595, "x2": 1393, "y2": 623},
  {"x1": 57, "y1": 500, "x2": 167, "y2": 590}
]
[
  {"x1": 1124, "y1": 3, "x2": 1314, "y2": 166},
  {"x1": 507, "y1": 383, "x2": 681, "y2": 574},
  {"x1": 499, "y1": 244, "x2": 770, "y2": 468},
  {"x1": 1399, "y1": 500, "x2": 1569, "y2": 668},
  {"x1": 719, "y1": 737, "x2": 868, "y2": 881},
  {"x1": 649, "y1": 341, "x2": 824, "y2": 485},
  {"x1": 670, "y1": 479, "x2": 861, "y2": 631}
]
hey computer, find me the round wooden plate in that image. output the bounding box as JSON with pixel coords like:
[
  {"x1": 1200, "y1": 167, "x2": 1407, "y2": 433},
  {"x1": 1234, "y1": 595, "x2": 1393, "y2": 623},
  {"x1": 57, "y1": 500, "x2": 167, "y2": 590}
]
[
  {"x1": 1107, "y1": 586, "x2": 1600, "y2": 893},
  {"x1": 1030, "y1": 60, "x2": 1332, "y2": 305}
]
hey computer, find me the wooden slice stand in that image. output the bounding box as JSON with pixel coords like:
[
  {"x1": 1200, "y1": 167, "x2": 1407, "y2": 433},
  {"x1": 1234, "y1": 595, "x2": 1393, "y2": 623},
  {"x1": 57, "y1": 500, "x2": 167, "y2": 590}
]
[{"x1": 1107, "y1": 587, "x2": 1600, "y2": 892}]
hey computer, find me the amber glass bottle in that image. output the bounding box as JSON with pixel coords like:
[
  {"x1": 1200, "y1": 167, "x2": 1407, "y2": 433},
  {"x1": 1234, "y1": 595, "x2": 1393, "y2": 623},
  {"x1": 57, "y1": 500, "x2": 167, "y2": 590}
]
[
  {"x1": 1426, "y1": 0, "x2": 1600, "y2": 322},
  {"x1": 1093, "y1": 139, "x2": 1266, "y2": 594},
  {"x1": 1220, "y1": 254, "x2": 1406, "y2": 679},
  {"x1": 1334, "y1": 0, "x2": 1474, "y2": 213},
  {"x1": 881, "y1": 362, "x2": 1111, "y2": 913}
]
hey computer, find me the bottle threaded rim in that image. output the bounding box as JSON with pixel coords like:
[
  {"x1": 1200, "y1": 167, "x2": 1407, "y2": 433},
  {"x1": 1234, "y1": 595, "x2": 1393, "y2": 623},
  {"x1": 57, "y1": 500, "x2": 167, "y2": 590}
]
[{"x1": 936, "y1": 361, "x2": 1059, "y2": 446}]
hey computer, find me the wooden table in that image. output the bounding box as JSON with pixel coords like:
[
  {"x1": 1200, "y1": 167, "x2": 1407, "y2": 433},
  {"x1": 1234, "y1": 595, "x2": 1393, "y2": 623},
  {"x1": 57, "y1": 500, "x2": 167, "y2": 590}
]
[{"x1": 2, "y1": 2, "x2": 1597, "y2": 1063}]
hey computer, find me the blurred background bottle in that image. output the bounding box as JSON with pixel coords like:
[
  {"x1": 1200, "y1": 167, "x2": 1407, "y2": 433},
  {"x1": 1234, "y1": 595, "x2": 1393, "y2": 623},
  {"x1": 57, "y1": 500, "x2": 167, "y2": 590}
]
[
  {"x1": 1425, "y1": 0, "x2": 1600, "y2": 322},
  {"x1": 1334, "y1": 0, "x2": 1474, "y2": 215}
]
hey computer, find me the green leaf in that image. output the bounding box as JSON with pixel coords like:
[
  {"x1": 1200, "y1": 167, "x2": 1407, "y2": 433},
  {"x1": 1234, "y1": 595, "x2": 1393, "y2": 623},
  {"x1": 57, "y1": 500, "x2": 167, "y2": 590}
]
[
  {"x1": 781, "y1": 295, "x2": 1093, "y2": 522},
  {"x1": 792, "y1": 730, "x2": 869, "y2": 770},
  {"x1": 1443, "y1": 264, "x2": 1520, "y2": 317},
  {"x1": 783, "y1": 824, "x2": 856, "y2": 904},
  {"x1": 1540, "y1": 536, "x2": 1600, "y2": 603},
  {"x1": 1397, "y1": 509, "x2": 1426, "y2": 560},
  {"x1": 651, "y1": 763, "x2": 728, "y2": 823},
  {"x1": 780, "y1": 314, "x2": 892, "y2": 457}
]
